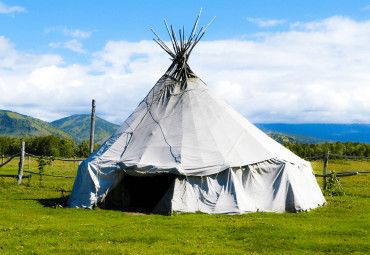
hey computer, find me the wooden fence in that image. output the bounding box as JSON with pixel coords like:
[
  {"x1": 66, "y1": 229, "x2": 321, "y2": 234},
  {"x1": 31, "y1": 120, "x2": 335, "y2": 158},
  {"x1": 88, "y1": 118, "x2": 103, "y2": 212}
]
[
  {"x1": 1, "y1": 143, "x2": 369, "y2": 187},
  {"x1": 304, "y1": 150, "x2": 370, "y2": 190},
  {"x1": 0, "y1": 141, "x2": 85, "y2": 184}
]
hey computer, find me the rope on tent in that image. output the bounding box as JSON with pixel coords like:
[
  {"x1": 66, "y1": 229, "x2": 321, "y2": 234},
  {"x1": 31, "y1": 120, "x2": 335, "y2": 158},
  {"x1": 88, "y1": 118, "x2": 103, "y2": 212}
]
[
  {"x1": 119, "y1": 132, "x2": 133, "y2": 158},
  {"x1": 144, "y1": 87, "x2": 181, "y2": 164}
]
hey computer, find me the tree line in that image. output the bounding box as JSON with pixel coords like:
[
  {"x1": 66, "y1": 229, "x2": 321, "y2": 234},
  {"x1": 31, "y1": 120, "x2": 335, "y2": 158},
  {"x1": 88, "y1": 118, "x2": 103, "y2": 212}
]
[
  {"x1": 0, "y1": 135, "x2": 100, "y2": 158},
  {"x1": 0, "y1": 134, "x2": 369, "y2": 159},
  {"x1": 284, "y1": 141, "x2": 370, "y2": 158}
]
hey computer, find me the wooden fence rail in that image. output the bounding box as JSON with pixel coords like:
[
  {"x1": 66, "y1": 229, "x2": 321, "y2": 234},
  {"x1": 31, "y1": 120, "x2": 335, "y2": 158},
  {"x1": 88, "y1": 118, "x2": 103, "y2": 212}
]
[
  {"x1": 2, "y1": 145, "x2": 369, "y2": 187},
  {"x1": 0, "y1": 141, "x2": 86, "y2": 184},
  {"x1": 308, "y1": 150, "x2": 370, "y2": 190},
  {"x1": 0, "y1": 152, "x2": 20, "y2": 168},
  {"x1": 329, "y1": 154, "x2": 370, "y2": 160},
  {"x1": 24, "y1": 152, "x2": 84, "y2": 162},
  {"x1": 304, "y1": 155, "x2": 325, "y2": 160},
  {"x1": 23, "y1": 170, "x2": 75, "y2": 178}
]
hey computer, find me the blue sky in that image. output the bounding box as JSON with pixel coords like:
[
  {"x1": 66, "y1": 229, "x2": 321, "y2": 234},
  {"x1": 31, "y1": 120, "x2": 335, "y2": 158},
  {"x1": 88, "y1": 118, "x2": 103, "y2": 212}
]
[
  {"x1": 3, "y1": 1, "x2": 370, "y2": 53},
  {"x1": 0, "y1": 0, "x2": 370, "y2": 124}
]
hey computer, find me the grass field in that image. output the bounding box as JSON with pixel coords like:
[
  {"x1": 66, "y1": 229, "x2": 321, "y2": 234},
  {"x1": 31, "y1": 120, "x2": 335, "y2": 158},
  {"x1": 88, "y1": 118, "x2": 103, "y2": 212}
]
[{"x1": 0, "y1": 158, "x2": 369, "y2": 254}]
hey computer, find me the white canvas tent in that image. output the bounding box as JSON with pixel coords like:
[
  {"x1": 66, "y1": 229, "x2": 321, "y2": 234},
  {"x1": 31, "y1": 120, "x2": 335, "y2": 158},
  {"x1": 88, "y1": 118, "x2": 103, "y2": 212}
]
[{"x1": 67, "y1": 12, "x2": 326, "y2": 214}]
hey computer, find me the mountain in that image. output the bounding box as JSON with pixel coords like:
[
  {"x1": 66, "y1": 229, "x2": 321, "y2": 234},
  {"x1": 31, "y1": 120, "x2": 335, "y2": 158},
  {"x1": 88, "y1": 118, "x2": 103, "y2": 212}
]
[
  {"x1": 262, "y1": 129, "x2": 331, "y2": 144},
  {"x1": 2, "y1": 109, "x2": 368, "y2": 145},
  {"x1": 0, "y1": 110, "x2": 120, "y2": 143},
  {"x1": 255, "y1": 123, "x2": 370, "y2": 143},
  {"x1": 266, "y1": 134, "x2": 299, "y2": 144},
  {"x1": 51, "y1": 114, "x2": 120, "y2": 143},
  {"x1": 0, "y1": 110, "x2": 71, "y2": 139}
]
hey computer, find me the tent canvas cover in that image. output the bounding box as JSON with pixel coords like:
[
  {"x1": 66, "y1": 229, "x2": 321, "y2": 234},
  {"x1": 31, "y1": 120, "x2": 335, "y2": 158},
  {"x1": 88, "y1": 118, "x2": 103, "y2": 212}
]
[{"x1": 67, "y1": 11, "x2": 326, "y2": 214}]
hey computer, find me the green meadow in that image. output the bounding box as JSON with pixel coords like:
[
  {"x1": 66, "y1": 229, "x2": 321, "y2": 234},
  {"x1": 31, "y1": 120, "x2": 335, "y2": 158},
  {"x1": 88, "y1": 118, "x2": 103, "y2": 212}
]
[{"x1": 0, "y1": 158, "x2": 369, "y2": 254}]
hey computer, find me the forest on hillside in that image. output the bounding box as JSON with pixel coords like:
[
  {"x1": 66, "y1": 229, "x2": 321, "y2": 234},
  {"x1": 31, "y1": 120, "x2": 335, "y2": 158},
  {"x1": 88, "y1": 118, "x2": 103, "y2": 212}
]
[
  {"x1": 284, "y1": 141, "x2": 370, "y2": 158},
  {"x1": 0, "y1": 135, "x2": 369, "y2": 159},
  {"x1": 0, "y1": 135, "x2": 100, "y2": 158}
]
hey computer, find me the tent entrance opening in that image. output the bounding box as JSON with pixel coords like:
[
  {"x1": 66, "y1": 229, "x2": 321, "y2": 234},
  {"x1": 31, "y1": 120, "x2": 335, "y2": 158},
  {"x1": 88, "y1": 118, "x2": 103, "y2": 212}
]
[{"x1": 105, "y1": 174, "x2": 176, "y2": 213}]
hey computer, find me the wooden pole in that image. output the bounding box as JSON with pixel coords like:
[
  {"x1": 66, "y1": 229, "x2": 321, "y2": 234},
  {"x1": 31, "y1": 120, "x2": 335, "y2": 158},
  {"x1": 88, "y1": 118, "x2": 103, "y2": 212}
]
[
  {"x1": 74, "y1": 156, "x2": 76, "y2": 167},
  {"x1": 17, "y1": 141, "x2": 25, "y2": 185},
  {"x1": 323, "y1": 150, "x2": 330, "y2": 190},
  {"x1": 1, "y1": 155, "x2": 3, "y2": 165},
  {"x1": 89, "y1": 99, "x2": 96, "y2": 155},
  {"x1": 28, "y1": 156, "x2": 30, "y2": 169}
]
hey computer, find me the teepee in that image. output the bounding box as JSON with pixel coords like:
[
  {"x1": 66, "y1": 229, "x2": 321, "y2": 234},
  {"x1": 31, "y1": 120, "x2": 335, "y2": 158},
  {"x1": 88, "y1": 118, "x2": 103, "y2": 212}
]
[{"x1": 67, "y1": 11, "x2": 326, "y2": 214}]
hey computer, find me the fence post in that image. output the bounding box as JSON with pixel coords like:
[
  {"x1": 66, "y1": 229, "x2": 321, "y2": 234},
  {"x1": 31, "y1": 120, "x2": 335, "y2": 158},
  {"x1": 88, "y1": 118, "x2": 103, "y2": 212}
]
[
  {"x1": 74, "y1": 156, "x2": 76, "y2": 167},
  {"x1": 323, "y1": 150, "x2": 330, "y2": 190},
  {"x1": 17, "y1": 141, "x2": 25, "y2": 185},
  {"x1": 28, "y1": 156, "x2": 30, "y2": 169},
  {"x1": 1, "y1": 155, "x2": 3, "y2": 165}
]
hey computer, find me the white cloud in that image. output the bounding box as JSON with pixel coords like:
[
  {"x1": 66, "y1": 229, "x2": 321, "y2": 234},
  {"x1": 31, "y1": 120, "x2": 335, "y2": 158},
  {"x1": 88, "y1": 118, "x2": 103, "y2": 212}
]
[
  {"x1": 0, "y1": 36, "x2": 62, "y2": 70},
  {"x1": 45, "y1": 27, "x2": 94, "y2": 38},
  {"x1": 64, "y1": 40, "x2": 86, "y2": 53},
  {"x1": 247, "y1": 17, "x2": 285, "y2": 27},
  {"x1": 49, "y1": 39, "x2": 86, "y2": 53},
  {"x1": 0, "y1": 1, "x2": 25, "y2": 14},
  {"x1": 63, "y1": 28, "x2": 93, "y2": 38},
  {"x1": 46, "y1": 27, "x2": 93, "y2": 54},
  {"x1": 1, "y1": 16, "x2": 370, "y2": 125},
  {"x1": 48, "y1": 42, "x2": 61, "y2": 48}
]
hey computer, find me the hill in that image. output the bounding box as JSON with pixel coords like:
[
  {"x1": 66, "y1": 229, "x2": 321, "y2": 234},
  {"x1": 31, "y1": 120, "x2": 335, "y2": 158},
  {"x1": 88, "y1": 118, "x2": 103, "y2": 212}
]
[
  {"x1": 262, "y1": 129, "x2": 331, "y2": 144},
  {"x1": 255, "y1": 123, "x2": 370, "y2": 143},
  {"x1": 267, "y1": 133, "x2": 299, "y2": 144},
  {"x1": 0, "y1": 110, "x2": 71, "y2": 139},
  {"x1": 51, "y1": 114, "x2": 120, "y2": 143},
  {"x1": 2, "y1": 109, "x2": 368, "y2": 145}
]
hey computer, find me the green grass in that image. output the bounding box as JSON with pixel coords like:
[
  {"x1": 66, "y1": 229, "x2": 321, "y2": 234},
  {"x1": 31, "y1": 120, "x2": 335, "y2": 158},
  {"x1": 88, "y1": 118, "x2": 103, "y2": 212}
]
[{"x1": 0, "y1": 158, "x2": 369, "y2": 254}]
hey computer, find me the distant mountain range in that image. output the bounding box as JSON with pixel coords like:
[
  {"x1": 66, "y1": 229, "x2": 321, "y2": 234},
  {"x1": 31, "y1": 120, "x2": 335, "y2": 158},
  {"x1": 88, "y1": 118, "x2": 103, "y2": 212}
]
[
  {"x1": 51, "y1": 114, "x2": 119, "y2": 143},
  {"x1": 0, "y1": 109, "x2": 369, "y2": 144},
  {"x1": 260, "y1": 129, "x2": 330, "y2": 144},
  {"x1": 0, "y1": 110, "x2": 119, "y2": 144},
  {"x1": 255, "y1": 123, "x2": 370, "y2": 143},
  {"x1": 0, "y1": 110, "x2": 71, "y2": 139}
]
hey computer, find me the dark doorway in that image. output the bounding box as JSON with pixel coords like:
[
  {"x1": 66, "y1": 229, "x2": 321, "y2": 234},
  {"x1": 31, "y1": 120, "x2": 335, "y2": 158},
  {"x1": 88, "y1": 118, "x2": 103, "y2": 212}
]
[{"x1": 103, "y1": 174, "x2": 176, "y2": 213}]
